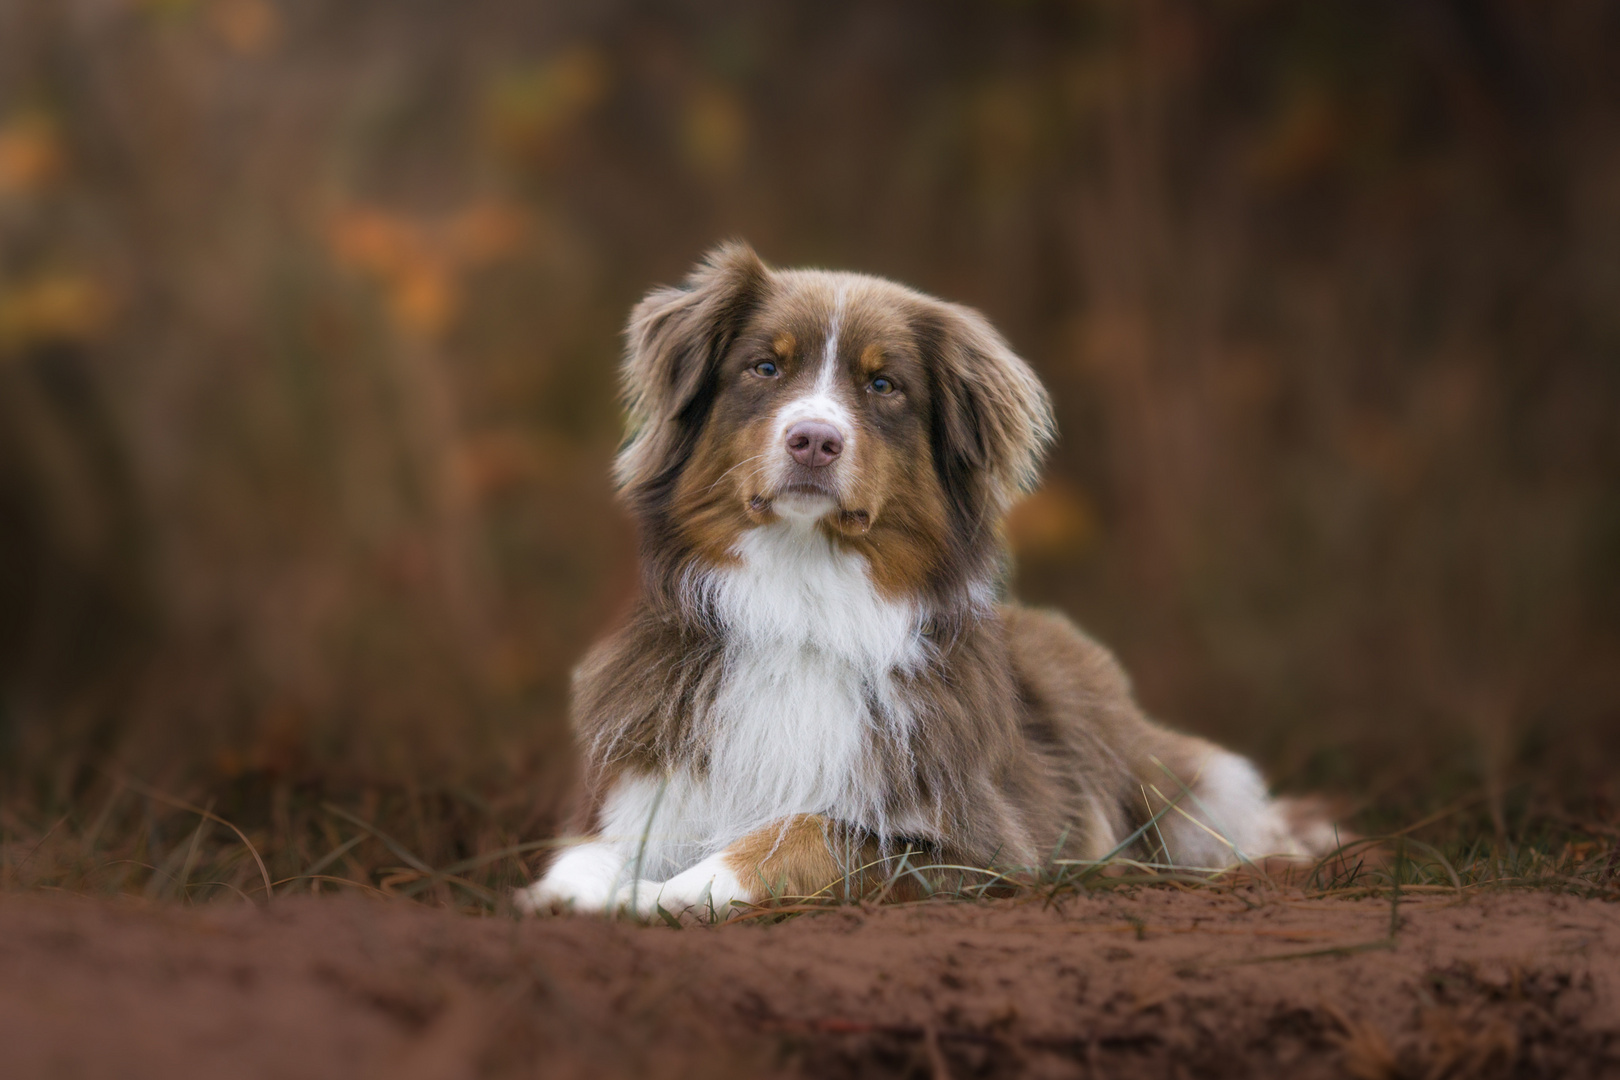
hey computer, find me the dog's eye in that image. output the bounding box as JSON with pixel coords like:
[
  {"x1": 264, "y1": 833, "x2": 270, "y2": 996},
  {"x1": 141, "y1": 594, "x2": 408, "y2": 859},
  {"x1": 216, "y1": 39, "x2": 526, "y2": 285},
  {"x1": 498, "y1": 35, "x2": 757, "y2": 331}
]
[
  {"x1": 869, "y1": 375, "x2": 896, "y2": 395},
  {"x1": 752, "y1": 360, "x2": 779, "y2": 378}
]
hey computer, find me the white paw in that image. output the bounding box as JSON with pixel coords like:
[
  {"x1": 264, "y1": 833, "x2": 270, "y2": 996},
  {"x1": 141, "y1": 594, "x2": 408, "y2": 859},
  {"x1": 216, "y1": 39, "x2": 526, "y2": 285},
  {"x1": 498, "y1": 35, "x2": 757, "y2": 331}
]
[
  {"x1": 515, "y1": 876, "x2": 664, "y2": 915},
  {"x1": 514, "y1": 841, "x2": 661, "y2": 915},
  {"x1": 635, "y1": 854, "x2": 751, "y2": 921}
]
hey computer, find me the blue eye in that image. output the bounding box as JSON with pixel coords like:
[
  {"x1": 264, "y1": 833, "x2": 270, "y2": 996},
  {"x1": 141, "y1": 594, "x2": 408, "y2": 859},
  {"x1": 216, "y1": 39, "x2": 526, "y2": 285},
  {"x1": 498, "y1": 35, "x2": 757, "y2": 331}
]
[
  {"x1": 870, "y1": 376, "x2": 895, "y2": 394},
  {"x1": 753, "y1": 360, "x2": 779, "y2": 378}
]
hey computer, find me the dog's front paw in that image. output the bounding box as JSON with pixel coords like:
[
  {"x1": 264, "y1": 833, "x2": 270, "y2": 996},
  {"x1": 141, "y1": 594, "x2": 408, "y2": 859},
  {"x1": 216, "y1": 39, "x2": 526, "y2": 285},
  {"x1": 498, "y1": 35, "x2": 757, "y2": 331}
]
[
  {"x1": 636, "y1": 854, "x2": 754, "y2": 921},
  {"x1": 515, "y1": 842, "x2": 662, "y2": 915},
  {"x1": 514, "y1": 875, "x2": 664, "y2": 915}
]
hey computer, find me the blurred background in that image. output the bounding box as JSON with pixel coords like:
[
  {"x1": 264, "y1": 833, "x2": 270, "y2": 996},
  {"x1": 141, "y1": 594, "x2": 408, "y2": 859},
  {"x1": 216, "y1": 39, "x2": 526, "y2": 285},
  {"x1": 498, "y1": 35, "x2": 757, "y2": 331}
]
[{"x1": 2, "y1": 0, "x2": 1617, "y2": 891}]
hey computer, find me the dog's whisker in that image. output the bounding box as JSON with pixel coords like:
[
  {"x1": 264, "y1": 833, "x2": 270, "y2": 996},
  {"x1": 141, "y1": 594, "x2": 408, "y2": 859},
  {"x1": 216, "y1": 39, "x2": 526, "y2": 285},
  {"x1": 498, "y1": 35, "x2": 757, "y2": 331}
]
[{"x1": 700, "y1": 449, "x2": 774, "y2": 499}]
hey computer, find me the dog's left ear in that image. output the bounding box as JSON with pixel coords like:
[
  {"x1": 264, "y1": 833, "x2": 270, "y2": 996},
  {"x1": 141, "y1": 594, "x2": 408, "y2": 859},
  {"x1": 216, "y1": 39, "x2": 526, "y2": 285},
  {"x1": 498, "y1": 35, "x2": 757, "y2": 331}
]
[
  {"x1": 615, "y1": 241, "x2": 771, "y2": 501},
  {"x1": 914, "y1": 299, "x2": 1055, "y2": 538}
]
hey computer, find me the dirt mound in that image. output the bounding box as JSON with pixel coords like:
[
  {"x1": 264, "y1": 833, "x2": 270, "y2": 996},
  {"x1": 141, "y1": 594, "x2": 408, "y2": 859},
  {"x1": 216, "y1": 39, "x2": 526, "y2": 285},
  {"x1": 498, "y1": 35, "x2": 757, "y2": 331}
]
[{"x1": 1, "y1": 889, "x2": 1615, "y2": 1078}]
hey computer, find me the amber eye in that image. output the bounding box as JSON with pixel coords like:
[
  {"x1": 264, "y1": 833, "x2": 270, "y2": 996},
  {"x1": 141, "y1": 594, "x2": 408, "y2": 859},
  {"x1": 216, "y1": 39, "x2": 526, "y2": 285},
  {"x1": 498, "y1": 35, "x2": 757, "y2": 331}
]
[
  {"x1": 869, "y1": 375, "x2": 896, "y2": 395},
  {"x1": 753, "y1": 360, "x2": 779, "y2": 378}
]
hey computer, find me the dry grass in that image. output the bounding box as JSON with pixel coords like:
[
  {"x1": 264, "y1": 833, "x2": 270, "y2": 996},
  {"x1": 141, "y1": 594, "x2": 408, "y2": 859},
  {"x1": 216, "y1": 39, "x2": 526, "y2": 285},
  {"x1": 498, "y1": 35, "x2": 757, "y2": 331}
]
[{"x1": 3, "y1": 766, "x2": 1614, "y2": 921}]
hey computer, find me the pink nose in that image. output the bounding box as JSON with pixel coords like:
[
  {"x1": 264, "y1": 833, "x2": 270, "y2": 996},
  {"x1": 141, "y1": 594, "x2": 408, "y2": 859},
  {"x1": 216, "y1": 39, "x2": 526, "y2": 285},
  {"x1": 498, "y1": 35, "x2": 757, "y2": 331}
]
[{"x1": 785, "y1": 421, "x2": 844, "y2": 468}]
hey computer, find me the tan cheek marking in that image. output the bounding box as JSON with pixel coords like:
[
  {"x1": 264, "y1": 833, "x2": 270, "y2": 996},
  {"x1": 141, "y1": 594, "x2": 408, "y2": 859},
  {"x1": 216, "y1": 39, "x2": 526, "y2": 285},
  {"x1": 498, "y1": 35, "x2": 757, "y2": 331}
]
[
  {"x1": 859, "y1": 343, "x2": 885, "y2": 378},
  {"x1": 829, "y1": 423, "x2": 951, "y2": 599},
  {"x1": 670, "y1": 420, "x2": 767, "y2": 564},
  {"x1": 838, "y1": 422, "x2": 893, "y2": 517}
]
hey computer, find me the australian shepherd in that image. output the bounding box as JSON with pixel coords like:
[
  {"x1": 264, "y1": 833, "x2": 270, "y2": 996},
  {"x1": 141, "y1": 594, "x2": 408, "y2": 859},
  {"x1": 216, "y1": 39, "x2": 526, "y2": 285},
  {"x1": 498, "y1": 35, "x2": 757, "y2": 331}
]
[{"x1": 518, "y1": 242, "x2": 1330, "y2": 919}]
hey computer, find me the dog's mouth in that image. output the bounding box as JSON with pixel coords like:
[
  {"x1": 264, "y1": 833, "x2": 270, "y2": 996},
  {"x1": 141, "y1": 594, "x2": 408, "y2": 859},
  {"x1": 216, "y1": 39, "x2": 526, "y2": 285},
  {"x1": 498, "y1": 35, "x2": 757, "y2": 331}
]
[
  {"x1": 748, "y1": 486, "x2": 872, "y2": 534},
  {"x1": 777, "y1": 479, "x2": 838, "y2": 501}
]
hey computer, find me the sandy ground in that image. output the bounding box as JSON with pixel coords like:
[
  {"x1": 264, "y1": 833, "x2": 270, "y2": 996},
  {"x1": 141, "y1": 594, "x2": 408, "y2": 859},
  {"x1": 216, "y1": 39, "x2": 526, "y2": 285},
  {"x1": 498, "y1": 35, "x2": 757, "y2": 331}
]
[{"x1": 1, "y1": 888, "x2": 1616, "y2": 1079}]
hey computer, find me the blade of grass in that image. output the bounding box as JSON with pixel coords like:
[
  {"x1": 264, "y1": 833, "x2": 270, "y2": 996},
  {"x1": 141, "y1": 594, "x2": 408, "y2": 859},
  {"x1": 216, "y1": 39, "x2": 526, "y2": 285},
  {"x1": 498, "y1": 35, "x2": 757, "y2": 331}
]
[
  {"x1": 80, "y1": 780, "x2": 126, "y2": 856},
  {"x1": 270, "y1": 873, "x2": 392, "y2": 897},
  {"x1": 1061, "y1": 791, "x2": 1188, "y2": 890},
  {"x1": 1142, "y1": 785, "x2": 1170, "y2": 864},
  {"x1": 321, "y1": 801, "x2": 433, "y2": 875},
  {"x1": 15, "y1": 812, "x2": 70, "y2": 874},
  {"x1": 627, "y1": 777, "x2": 669, "y2": 917},
  {"x1": 414, "y1": 837, "x2": 576, "y2": 880},
  {"x1": 120, "y1": 775, "x2": 274, "y2": 901},
  {"x1": 303, "y1": 833, "x2": 366, "y2": 879},
  {"x1": 173, "y1": 798, "x2": 214, "y2": 903}
]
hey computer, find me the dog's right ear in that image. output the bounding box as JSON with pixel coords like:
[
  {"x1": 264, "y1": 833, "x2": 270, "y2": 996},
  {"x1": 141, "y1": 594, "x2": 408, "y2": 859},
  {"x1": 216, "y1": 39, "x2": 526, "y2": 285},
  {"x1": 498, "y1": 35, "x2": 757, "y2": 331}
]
[{"x1": 615, "y1": 241, "x2": 770, "y2": 499}]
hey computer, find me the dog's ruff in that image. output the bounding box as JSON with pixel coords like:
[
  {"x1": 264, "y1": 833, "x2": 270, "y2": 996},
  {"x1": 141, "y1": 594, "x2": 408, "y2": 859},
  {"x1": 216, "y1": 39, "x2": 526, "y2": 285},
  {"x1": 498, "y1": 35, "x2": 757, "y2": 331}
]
[{"x1": 517, "y1": 243, "x2": 1330, "y2": 919}]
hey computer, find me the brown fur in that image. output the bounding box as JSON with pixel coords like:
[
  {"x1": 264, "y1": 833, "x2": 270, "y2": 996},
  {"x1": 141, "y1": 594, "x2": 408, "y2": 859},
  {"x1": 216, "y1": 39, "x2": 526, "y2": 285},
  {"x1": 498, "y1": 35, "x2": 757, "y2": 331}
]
[{"x1": 540, "y1": 242, "x2": 1325, "y2": 914}]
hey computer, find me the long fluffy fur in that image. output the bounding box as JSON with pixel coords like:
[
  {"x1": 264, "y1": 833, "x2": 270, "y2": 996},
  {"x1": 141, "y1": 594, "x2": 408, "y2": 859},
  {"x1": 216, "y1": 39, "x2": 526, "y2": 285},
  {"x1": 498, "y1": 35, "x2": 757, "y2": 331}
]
[{"x1": 519, "y1": 242, "x2": 1330, "y2": 918}]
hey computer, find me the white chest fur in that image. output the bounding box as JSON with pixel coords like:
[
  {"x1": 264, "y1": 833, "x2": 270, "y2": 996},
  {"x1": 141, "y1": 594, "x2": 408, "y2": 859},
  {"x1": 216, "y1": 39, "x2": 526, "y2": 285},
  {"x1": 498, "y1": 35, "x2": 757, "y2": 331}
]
[{"x1": 607, "y1": 521, "x2": 929, "y2": 874}]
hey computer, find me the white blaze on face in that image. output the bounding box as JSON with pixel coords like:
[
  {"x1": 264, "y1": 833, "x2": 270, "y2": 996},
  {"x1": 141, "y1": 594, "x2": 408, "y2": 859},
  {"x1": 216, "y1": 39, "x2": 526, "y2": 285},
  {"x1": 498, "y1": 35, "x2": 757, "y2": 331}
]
[{"x1": 771, "y1": 286, "x2": 855, "y2": 506}]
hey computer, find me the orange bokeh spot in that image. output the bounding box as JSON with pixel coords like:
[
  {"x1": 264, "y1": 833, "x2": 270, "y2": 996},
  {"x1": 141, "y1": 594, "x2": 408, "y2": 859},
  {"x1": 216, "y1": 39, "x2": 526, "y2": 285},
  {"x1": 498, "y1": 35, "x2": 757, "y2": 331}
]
[
  {"x1": 0, "y1": 114, "x2": 63, "y2": 195},
  {"x1": 327, "y1": 200, "x2": 528, "y2": 339},
  {"x1": 0, "y1": 274, "x2": 113, "y2": 351}
]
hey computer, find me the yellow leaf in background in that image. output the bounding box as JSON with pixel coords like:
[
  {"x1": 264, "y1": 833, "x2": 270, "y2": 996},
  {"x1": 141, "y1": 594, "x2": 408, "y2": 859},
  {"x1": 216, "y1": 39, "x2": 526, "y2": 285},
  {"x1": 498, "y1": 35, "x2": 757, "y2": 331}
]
[
  {"x1": 0, "y1": 274, "x2": 113, "y2": 352},
  {"x1": 389, "y1": 264, "x2": 455, "y2": 338},
  {"x1": 208, "y1": 0, "x2": 280, "y2": 56},
  {"x1": 1006, "y1": 481, "x2": 1100, "y2": 562},
  {"x1": 328, "y1": 200, "x2": 530, "y2": 338},
  {"x1": 0, "y1": 113, "x2": 63, "y2": 195}
]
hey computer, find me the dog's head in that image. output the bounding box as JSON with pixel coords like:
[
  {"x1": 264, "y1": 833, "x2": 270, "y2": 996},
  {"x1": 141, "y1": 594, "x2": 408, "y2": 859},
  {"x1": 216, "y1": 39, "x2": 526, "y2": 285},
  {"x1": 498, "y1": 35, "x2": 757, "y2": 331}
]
[{"x1": 618, "y1": 242, "x2": 1054, "y2": 602}]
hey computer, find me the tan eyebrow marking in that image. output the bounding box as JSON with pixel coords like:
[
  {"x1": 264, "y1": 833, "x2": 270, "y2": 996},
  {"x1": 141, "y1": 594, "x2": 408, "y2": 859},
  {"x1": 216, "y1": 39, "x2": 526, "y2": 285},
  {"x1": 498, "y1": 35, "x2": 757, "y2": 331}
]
[
  {"x1": 859, "y1": 343, "x2": 885, "y2": 376},
  {"x1": 772, "y1": 333, "x2": 796, "y2": 358}
]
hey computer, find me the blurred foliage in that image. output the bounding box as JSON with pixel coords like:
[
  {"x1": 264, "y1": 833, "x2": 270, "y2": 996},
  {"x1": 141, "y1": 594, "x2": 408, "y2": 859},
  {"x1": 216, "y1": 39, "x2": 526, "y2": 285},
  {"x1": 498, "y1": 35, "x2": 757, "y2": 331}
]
[{"x1": 1, "y1": 0, "x2": 1618, "y2": 878}]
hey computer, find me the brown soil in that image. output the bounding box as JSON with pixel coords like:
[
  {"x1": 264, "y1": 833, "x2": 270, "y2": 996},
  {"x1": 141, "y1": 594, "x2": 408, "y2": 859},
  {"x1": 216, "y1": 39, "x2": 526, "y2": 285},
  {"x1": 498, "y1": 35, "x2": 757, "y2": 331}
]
[{"x1": 2, "y1": 889, "x2": 1616, "y2": 1079}]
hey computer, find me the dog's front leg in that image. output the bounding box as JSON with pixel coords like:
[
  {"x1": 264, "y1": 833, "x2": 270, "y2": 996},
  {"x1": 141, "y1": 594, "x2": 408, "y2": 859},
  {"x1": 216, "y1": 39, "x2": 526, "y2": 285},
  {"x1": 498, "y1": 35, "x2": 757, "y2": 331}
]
[{"x1": 640, "y1": 814, "x2": 918, "y2": 920}]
